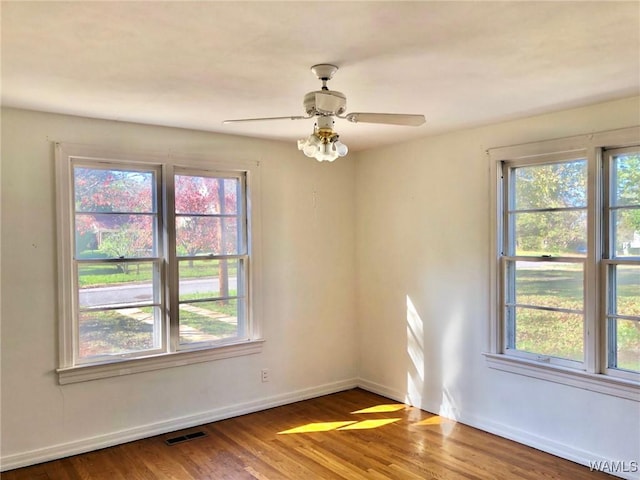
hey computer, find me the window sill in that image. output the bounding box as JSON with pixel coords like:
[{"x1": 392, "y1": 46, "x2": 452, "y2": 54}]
[
  {"x1": 57, "y1": 339, "x2": 265, "y2": 385},
  {"x1": 483, "y1": 353, "x2": 639, "y2": 402}
]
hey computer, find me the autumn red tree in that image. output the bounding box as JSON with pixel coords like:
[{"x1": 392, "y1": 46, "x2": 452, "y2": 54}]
[
  {"x1": 75, "y1": 169, "x2": 239, "y2": 296},
  {"x1": 175, "y1": 175, "x2": 239, "y2": 299},
  {"x1": 74, "y1": 168, "x2": 154, "y2": 271}
]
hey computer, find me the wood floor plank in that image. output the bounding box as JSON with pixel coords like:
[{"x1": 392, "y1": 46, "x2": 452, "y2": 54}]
[{"x1": 2, "y1": 389, "x2": 614, "y2": 479}]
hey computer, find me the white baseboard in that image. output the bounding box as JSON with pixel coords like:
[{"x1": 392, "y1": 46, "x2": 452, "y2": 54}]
[
  {"x1": 0, "y1": 378, "x2": 359, "y2": 472},
  {"x1": 358, "y1": 377, "x2": 640, "y2": 480},
  {"x1": 357, "y1": 378, "x2": 411, "y2": 405},
  {"x1": 461, "y1": 411, "x2": 639, "y2": 480}
]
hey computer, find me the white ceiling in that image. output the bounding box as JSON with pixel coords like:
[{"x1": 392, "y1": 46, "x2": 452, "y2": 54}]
[{"x1": 2, "y1": 1, "x2": 639, "y2": 152}]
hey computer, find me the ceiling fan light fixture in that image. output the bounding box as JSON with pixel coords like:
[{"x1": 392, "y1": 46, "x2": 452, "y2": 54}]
[
  {"x1": 298, "y1": 134, "x2": 321, "y2": 157},
  {"x1": 297, "y1": 122, "x2": 348, "y2": 162},
  {"x1": 314, "y1": 143, "x2": 335, "y2": 162},
  {"x1": 333, "y1": 138, "x2": 348, "y2": 157}
]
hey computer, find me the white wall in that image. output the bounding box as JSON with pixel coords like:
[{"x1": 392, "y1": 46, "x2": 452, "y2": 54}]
[
  {"x1": 0, "y1": 108, "x2": 358, "y2": 468},
  {"x1": 355, "y1": 96, "x2": 640, "y2": 478}
]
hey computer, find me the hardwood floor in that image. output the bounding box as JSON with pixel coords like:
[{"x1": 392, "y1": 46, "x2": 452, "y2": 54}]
[{"x1": 2, "y1": 388, "x2": 612, "y2": 479}]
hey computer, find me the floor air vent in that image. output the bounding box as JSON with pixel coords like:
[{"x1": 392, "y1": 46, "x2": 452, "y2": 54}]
[{"x1": 164, "y1": 430, "x2": 207, "y2": 446}]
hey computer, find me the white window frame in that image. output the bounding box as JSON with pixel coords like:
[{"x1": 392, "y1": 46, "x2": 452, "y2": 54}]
[
  {"x1": 501, "y1": 152, "x2": 589, "y2": 370},
  {"x1": 55, "y1": 143, "x2": 263, "y2": 384},
  {"x1": 486, "y1": 127, "x2": 640, "y2": 401},
  {"x1": 602, "y1": 146, "x2": 640, "y2": 381}
]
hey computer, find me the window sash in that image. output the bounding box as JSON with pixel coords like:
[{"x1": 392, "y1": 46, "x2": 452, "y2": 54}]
[
  {"x1": 603, "y1": 263, "x2": 640, "y2": 381},
  {"x1": 501, "y1": 157, "x2": 590, "y2": 369},
  {"x1": 602, "y1": 147, "x2": 640, "y2": 380},
  {"x1": 56, "y1": 144, "x2": 259, "y2": 374},
  {"x1": 70, "y1": 161, "x2": 166, "y2": 364},
  {"x1": 167, "y1": 168, "x2": 249, "y2": 352},
  {"x1": 501, "y1": 257, "x2": 587, "y2": 369}
]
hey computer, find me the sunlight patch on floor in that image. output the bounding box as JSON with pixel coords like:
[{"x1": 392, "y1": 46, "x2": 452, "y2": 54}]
[
  {"x1": 338, "y1": 418, "x2": 401, "y2": 430},
  {"x1": 278, "y1": 421, "x2": 357, "y2": 434},
  {"x1": 278, "y1": 416, "x2": 404, "y2": 434},
  {"x1": 413, "y1": 415, "x2": 456, "y2": 426},
  {"x1": 351, "y1": 404, "x2": 406, "y2": 414},
  {"x1": 278, "y1": 399, "x2": 440, "y2": 435}
]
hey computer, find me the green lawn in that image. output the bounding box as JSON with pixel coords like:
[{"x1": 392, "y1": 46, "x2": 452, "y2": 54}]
[
  {"x1": 178, "y1": 299, "x2": 238, "y2": 340},
  {"x1": 514, "y1": 264, "x2": 639, "y2": 371},
  {"x1": 78, "y1": 290, "x2": 240, "y2": 358},
  {"x1": 78, "y1": 259, "x2": 238, "y2": 287},
  {"x1": 78, "y1": 308, "x2": 155, "y2": 357}
]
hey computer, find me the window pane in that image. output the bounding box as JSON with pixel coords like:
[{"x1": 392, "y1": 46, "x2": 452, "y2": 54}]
[
  {"x1": 74, "y1": 167, "x2": 155, "y2": 213},
  {"x1": 612, "y1": 153, "x2": 640, "y2": 207},
  {"x1": 514, "y1": 307, "x2": 583, "y2": 361},
  {"x1": 514, "y1": 261, "x2": 583, "y2": 310},
  {"x1": 175, "y1": 175, "x2": 239, "y2": 215},
  {"x1": 222, "y1": 217, "x2": 240, "y2": 254},
  {"x1": 513, "y1": 211, "x2": 587, "y2": 256},
  {"x1": 514, "y1": 160, "x2": 587, "y2": 209},
  {"x1": 178, "y1": 259, "x2": 240, "y2": 301},
  {"x1": 75, "y1": 213, "x2": 156, "y2": 259},
  {"x1": 78, "y1": 262, "x2": 158, "y2": 308},
  {"x1": 224, "y1": 178, "x2": 239, "y2": 214},
  {"x1": 78, "y1": 307, "x2": 160, "y2": 359},
  {"x1": 176, "y1": 216, "x2": 239, "y2": 256},
  {"x1": 614, "y1": 318, "x2": 640, "y2": 372},
  {"x1": 179, "y1": 300, "x2": 239, "y2": 344},
  {"x1": 176, "y1": 216, "x2": 220, "y2": 255},
  {"x1": 612, "y1": 208, "x2": 640, "y2": 257},
  {"x1": 615, "y1": 265, "x2": 640, "y2": 317}
]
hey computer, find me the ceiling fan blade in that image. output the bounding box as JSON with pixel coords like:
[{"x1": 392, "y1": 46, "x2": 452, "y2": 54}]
[
  {"x1": 223, "y1": 115, "x2": 311, "y2": 124},
  {"x1": 344, "y1": 113, "x2": 425, "y2": 126}
]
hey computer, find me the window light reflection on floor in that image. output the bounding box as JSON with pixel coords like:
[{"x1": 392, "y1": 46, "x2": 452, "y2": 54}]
[
  {"x1": 278, "y1": 418, "x2": 402, "y2": 435},
  {"x1": 351, "y1": 404, "x2": 406, "y2": 414},
  {"x1": 278, "y1": 402, "x2": 408, "y2": 435},
  {"x1": 413, "y1": 415, "x2": 456, "y2": 426},
  {"x1": 277, "y1": 401, "x2": 458, "y2": 435},
  {"x1": 278, "y1": 421, "x2": 358, "y2": 434},
  {"x1": 338, "y1": 418, "x2": 401, "y2": 430}
]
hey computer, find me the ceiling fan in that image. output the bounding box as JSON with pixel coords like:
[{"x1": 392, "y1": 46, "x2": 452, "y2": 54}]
[{"x1": 223, "y1": 64, "x2": 426, "y2": 162}]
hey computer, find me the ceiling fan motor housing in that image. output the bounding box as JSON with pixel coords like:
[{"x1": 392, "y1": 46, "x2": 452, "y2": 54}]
[{"x1": 303, "y1": 90, "x2": 347, "y2": 116}]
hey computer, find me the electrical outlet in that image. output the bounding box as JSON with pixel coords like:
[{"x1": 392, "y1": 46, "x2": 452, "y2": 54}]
[{"x1": 261, "y1": 368, "x2": 270, "y2": 382}]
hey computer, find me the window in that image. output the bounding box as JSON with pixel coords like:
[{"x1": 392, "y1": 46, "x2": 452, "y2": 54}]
[
  {"x1": 604, "y1": 147, "x2": 640, "y2": 376},
  {"x1": 487, "y1": 127, "x2": 640, "y2": 400},
  {"x1": 503, "y1": 157, "x2": 588, "y2": 369},
  {"x1": 56, "y1": 144, "x2": 262, "y2": 383}
]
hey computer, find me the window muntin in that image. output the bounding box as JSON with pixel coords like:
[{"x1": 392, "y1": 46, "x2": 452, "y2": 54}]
[{"x1": 604, "y1": 148, "x2": 640, "y2": 375}]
